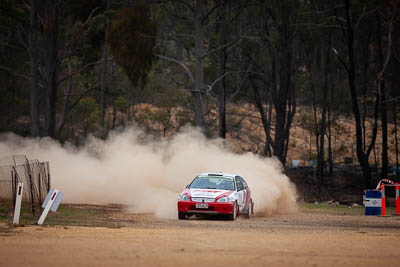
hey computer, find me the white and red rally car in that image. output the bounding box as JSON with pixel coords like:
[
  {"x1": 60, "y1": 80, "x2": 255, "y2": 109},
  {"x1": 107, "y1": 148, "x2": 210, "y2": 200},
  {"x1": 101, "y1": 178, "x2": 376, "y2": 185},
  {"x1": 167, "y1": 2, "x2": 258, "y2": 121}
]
[{"x1": 177, "y1": 173, "x2": 254, "y2": 220}]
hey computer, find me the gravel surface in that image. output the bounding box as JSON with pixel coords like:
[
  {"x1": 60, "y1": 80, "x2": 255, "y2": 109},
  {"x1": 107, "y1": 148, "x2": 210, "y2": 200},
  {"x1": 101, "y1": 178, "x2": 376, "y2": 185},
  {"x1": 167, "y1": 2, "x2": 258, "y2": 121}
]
[{"x1": 0, "y1": 207, "x2": 399, "y2": 267}]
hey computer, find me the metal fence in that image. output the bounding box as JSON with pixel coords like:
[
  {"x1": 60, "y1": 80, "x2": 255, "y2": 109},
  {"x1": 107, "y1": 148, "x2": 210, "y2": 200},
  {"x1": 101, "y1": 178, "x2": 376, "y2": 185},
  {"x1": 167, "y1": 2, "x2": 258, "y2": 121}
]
[{"x1": 0, "y1": 155, "x2": 51, "y2": 216}]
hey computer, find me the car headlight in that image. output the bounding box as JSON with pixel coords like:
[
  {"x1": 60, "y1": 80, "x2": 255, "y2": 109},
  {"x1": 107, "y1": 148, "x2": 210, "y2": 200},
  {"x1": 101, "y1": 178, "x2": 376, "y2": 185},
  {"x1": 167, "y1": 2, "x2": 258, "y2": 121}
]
[
  {"x1": 179, "y1": 194, "x2": 190, "y2": 201},
  {"x1": 217, "y1": 197, "x2": 228, "y2": 203}
]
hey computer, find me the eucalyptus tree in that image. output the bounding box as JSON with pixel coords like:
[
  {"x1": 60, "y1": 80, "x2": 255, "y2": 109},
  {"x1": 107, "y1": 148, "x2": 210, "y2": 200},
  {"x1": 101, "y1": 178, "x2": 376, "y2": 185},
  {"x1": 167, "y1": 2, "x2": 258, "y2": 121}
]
[
  {"x1": 207, "y1": 0, "x2": 249, "y2": 138},
  {"x1": 0, "y1": 0, "x2": 61, "y2": 137},
  {"x1": 330, "y1": 0, "x2": 399, "y2": 187},
  {"x1": 156, "y1": 0, "x2": 243, "y2": 130},
  {"x1": 0, "y1": 0, "x2": 115, "y2": 138},
  {"x1": 0, "y1": 0, "x2": 42, "y2": 136},
  {"x1": 299, "y1": 0, "x2": 342, "y2": 184},
  {"x1": 0, "y1": 1, "x2": 29, "y2": 133},
  {"x1": 242, "y1": 0, "x2": 302, "y2": 165},
  {"x1": 374, "y1": 1, "x2": 398, "y2": 179}
]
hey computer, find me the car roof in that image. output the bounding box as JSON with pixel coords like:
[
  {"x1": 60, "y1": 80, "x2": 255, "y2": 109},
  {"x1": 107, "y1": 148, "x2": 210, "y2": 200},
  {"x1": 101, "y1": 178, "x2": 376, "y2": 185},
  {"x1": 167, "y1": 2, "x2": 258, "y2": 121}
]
[{"x1": 197, "y1": 172, "x2": 239, "y2": 179}]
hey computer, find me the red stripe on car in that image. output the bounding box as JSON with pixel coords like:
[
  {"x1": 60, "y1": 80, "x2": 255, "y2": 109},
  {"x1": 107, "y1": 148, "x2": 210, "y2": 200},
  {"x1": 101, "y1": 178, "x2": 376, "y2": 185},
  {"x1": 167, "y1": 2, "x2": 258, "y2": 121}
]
[{"x1": 215, "y1": 190, "x2": 233, "y2": 199}]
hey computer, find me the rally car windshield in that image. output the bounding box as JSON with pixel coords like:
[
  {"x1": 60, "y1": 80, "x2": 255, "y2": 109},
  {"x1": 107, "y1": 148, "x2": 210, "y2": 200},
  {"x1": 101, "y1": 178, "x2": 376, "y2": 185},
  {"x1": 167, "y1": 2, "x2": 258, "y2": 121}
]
[{"x1": 189, "y1": 177, "x2": 235, "y2": 190}]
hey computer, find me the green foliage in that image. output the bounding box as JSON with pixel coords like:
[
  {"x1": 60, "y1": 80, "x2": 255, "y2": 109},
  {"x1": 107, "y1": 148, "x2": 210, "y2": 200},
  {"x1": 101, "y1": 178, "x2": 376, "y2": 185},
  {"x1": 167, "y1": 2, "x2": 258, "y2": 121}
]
[
  {"x1": 115, "y1": 96, "x2": 128, "y2": 112},
  {"x1": 0, "y1": 0, "x2": 26, "y2": 30},
  {"x1": 74, "y1": 97, "x2": 98, "y2": 135},
  {"x1": 133, "y1": 59, "x2": 193, "y2": 136},
  {"x1": 108, "y1": 6, "x2": 157, "y2": 87},
  {"x1": 76, "y1": 97, "x2": 97, "y2": 115},
  {"x1": 0, "y1": 2, "x2": 30, "y2": 131},
  {"x1": 65, "y1": 0, "x2": 103, "y2": 22},
  {"x1": 310, "y1": 152, "x2": 319, "y2": 161}
]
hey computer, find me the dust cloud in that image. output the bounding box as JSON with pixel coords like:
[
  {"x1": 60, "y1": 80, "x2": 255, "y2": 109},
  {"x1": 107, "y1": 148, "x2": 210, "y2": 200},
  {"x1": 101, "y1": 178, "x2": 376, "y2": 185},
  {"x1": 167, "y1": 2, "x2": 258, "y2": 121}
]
[{"x1": 0, "y1": 127, "x2": 297, "y2": 219}]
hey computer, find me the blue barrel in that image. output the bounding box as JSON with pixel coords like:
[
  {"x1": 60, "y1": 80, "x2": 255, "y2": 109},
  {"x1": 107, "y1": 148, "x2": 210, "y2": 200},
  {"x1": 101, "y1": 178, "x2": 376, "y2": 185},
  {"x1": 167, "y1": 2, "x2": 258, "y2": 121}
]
[{"x1": 363, "y1": 190, "x2": 382, "y2": 215}]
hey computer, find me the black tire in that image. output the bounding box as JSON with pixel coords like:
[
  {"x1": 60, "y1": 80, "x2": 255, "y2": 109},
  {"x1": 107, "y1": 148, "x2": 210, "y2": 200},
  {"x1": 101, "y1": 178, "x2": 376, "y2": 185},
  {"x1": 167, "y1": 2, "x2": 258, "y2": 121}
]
[
  {"x1": 228, "y1": 202, "x2": 238, "y2": 221},
  {"x1": 247, "y1": 200, "x2": 253, "y2": 219},
  {"x1": 178, "y1": 212, "x2": 186, "y2": 220}
]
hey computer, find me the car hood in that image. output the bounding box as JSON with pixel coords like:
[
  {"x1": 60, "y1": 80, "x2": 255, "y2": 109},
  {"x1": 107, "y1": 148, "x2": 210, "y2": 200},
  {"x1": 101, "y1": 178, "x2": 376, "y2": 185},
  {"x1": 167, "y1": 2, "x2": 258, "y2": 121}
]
[{"x1": 189, "y1": 189, "x2": 233, "y2": 199}]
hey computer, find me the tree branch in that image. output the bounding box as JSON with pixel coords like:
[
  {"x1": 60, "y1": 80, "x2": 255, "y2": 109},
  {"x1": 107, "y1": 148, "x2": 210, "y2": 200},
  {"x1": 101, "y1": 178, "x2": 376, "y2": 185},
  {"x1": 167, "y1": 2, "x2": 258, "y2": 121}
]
[
  {"x1": 156, "y1": 54, "x2": 195, "y2": 84},
  {"x1": 206, "y1": 71, "x2": 231, "y2": 92},
  {"x1": 58, "y1": 7, "x2": 100, "y2": 61},
  {"x1": 201, "y1": 37, "x2": 242, "y2": 58},
  {"x1": 0, "y1": 65, "x2": 31, "y2": 80},
  {"x1": 57, "y1": 57, "x2": 113, "y2": 86},
  {"x1": 332, "y1": 48, "x2": 349, "y2": 73}
]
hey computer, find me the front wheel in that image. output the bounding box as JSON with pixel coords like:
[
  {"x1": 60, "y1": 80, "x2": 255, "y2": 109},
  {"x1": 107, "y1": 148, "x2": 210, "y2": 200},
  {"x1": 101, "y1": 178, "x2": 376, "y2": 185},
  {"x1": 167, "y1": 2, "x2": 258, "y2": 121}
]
[
  {"x1": 178, "y1": 212, "x2": 186, "y2": 220},
  {"x1": 247, "y1": 200, "x2": 254, "y2": 218},
  {"x1": 228, "y1": 202, "x2": 238, "y2": 221}
]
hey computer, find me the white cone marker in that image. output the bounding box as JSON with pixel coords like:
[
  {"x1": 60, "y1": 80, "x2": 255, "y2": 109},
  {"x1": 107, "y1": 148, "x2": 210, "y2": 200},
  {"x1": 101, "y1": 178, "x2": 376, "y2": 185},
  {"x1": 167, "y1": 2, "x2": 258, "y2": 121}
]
[
  {"x1": 38, "y1": 189, "x2": 63, "y2": 225},
  {"x1": 13, "y1": 183, "x2": 24, "y2": 225}
]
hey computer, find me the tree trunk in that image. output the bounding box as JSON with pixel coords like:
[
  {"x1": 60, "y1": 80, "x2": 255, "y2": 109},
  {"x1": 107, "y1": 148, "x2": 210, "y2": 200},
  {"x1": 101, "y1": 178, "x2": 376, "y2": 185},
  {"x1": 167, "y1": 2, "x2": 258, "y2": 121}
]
[
  {"x1": 99, "y1": 1, "x2": 109, "y2": 139},
  {"x1": 283, "y1": 85, "x2": 296, "y2": 164},
  {"x1": 264, "y1": 47, "x2": 276, "y2": 157},
  {"x1": 327, "y1": 67, "x2": 334, "y2": 176},
  {"x1": 311, "y1": 69, "x2": 319, "y2": 169},
  {"x1": 28, "y1": 0, "x2": 40, "y2": 137},
  {"x1": 56, "y1": 55, "x2": 72, "y2": 137},
  {"x1": 43, "y1": 0, "x2": 59, "y2": 138},
  {"x1": 111, "y1": 61, "x2": 116, "y2": 130},
  {"x1": 318, "y1": 38, "x2": 330, "y2": 185},
  {"x1": 394, "y1": 103, "x2": 399, "y2": 175},
  {"x1": 376, "y1": 10, "x2": 388, "y2": 179},
  {"x1": 309, "y1": 130, "x2": 312, "y2": 161},
  {"x1": 265, "y1": 96, "x2": 273, "y2": 157},
  {"x1": 272, "y1": 34, "x2": 292, "y2": 164},
  {"x1": 270, "y1": 8, "x2": 296, "y2": 166},
  {"x1": 381, "y1": 81, "x2": 388, "y2": 179},
  {"x1": 193, "y1": 0, "x2": 206, "y2": 129},
  {"x1": 361, "y1": 33, "x2": 371, "y2": 153},
  {"x1": 83, "y1": 117, "x2": 88, "y2": 137},
  {"x1": 127, "y1": 84, "x2": 133, "y2": 121},
  {"x1": 327, "y1": 104, "x2": 333, "y2": 176},
  {"x1": 250, "y1": 77, "x2": 274, "y2": 156},
  {"x1": 217, "y1": 1, "x2": 227, "y2": 139},
  {"x1": 344, "y1": 0, "x2": 371, "y2": 188}
]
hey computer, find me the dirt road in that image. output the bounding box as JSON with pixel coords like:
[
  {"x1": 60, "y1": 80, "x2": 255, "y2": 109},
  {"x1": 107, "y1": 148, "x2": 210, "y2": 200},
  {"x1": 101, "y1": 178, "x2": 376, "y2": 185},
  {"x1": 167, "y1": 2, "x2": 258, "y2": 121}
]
[{"x1": 0, "y1": 209, "x2": 399, "y2": 267}]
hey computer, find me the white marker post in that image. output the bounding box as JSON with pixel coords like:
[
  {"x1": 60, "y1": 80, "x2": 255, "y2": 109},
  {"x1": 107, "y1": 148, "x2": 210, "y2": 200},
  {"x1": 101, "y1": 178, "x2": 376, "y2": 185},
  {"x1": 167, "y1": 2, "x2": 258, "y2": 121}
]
[
  {"x1": 13, "y1": 183, "x2": 24, "y2": 225},
  {"x1": 38, "y1": 189, "x2": 63, "y2": 225}
]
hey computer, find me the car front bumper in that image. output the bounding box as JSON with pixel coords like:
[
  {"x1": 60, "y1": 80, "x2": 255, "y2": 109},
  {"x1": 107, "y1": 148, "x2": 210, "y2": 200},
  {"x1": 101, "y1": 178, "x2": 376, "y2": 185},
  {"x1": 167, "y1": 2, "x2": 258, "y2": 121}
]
[{"x1": 177, "y1": 200, "x2": 235, "y2": 215}]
